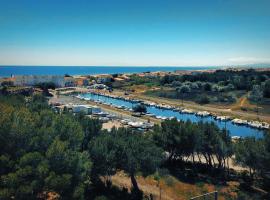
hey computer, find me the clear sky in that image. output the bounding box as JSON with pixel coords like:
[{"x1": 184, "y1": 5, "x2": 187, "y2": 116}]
[{"x1": 0, "y1": 0, "x2": 270, "y2": 66}]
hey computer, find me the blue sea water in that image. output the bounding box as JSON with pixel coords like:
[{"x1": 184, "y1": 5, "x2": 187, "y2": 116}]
[{"x1": 0, "y1": 66, "x2": 217, "y2": 77}]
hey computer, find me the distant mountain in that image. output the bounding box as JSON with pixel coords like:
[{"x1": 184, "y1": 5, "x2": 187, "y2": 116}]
[
  {"x1": 234, "y1": 63, "x2": 270, "y2": 68},
  {"x1": 222, "y1": 63, "x2": 270, "y2": 69}
]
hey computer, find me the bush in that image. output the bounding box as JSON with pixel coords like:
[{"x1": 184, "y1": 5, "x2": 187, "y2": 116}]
[
  {"x1": 218, "y1": 93, "x2": 237, "y2": 103},
  {"x1": 95, "y1": 195, "x2": 108, "y2": 200},
  {"x1": 248, "y1": 84, "x2": 263, "y2": 102},
  {"x1": 203, "y1": 82, "x2": 212, "y2": 91},
  {"x1": 1, "y1": 81, "x2": 14, "y2": 87},
  {"x1": 191, "y1": 82, "x2": 199, "y2": 90},
  {"x1": 133, "y1": 104, "x2": 147, "y2": 113},
  {"x1": 164, "y1": 176, "x2": 175, "y2": 187},
  {"x1": 172, "y1": 81, "x2": 182, "y2": 87},
  {"x1": 196, "y1": 95, "x2": 210, "y2": 104},
  {"x1": 263, "y1": 80, "x2": 270, "y2": 98}
]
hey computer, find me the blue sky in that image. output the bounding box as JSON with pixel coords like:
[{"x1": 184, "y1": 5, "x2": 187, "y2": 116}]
[{"x1": 0, "y1": 0, "x2": 270, "y2": 66}]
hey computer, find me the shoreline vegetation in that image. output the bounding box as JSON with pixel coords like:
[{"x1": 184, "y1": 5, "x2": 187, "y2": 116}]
[{"x1": 1, "y1": 67, "x2": 270, "y2": 199}]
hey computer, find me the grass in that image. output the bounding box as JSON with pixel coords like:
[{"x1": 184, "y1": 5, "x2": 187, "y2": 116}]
[
  {"x1": 144, "y1": 88, "x2": 246, "y2": 105},
  {"x1": 117, "y1": 87, "x2": 270, "y2": 122}
]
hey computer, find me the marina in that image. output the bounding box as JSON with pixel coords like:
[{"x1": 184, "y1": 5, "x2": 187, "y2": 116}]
[{"x1": 76, "y1": 92, "x2": 268, "y2": 138}]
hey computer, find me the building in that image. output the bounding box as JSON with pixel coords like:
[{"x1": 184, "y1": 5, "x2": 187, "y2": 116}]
[
  {"x1": 95, "y1": 74, "x2": 113, "y2": 84},
  {"x1": 88, "y1": 84, "x2": 109, "y2": 90},
  {"x1": 0, "y1": 77, "x2": 15, "y2": 86},
  {"x1": 64, "y1": 77, "x2": 76, "y2": 87},
  {"x1": 75, "y1": 77, "x2": 89, "y2": 86},
  {"x1": 14, "y1": 75, "x2": 66, "y2": 87},
  {"x1": 72, "y1": 105, "x2": 101, "y2": 115}
]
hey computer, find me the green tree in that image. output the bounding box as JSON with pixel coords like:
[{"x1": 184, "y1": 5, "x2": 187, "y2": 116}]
[
  {"x1": 152, "y1": 118, "x2": 182, "y2": 161},
  {"x1": 90, "y1": 128, "x2": 164, "y2": 193},
  {"x1": 119, "y1": 129, "x2": 163, "y2": 192},
  {"x1": 203, "y1": 82, "x2": 212, "y2": 91},
  {"x1": 75, "y1": 112, "x2": 102, "y2": 151},
  {"x1": 89, "y1": 132, "x2": 119, "y2": 183},
  {"x1": 263, "y1": 79, "x2": 270, "y2": 98},
  {"x1": 234, "y1": 137, "x2": 264, "y2": 177},
  {"x1": 132, "y1": 104, "x2": 147, "y2": 113},
  {"x1": 176, "y1": 85, "x2": 190, "y2": 105},
  {"x1": 0, "y1": 95, "x2": 92, "y2": 199}
]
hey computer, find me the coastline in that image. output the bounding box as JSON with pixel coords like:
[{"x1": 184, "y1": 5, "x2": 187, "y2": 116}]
[{"x1": 2, "y1": 65, "x2": 266, "y2": 77}]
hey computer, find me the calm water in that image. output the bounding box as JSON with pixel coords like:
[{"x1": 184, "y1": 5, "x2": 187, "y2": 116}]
[
  {"x1": 0, "y1": 66, "x2": 217, "y2": 77},
  {"x1": 79, "y1": 93, "x2": 265, "y2": 138}
]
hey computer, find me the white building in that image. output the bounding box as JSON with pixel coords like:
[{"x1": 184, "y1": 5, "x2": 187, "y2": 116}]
[
  {"x1": 88, "y1": 84, "x2": 108, "y2": 90},
  {"x1": 14, "y1": 75, "x2": 65, "y2": 87},
  {"x1": 72, "y1": 105, "x2": 101, "y2": 115}
]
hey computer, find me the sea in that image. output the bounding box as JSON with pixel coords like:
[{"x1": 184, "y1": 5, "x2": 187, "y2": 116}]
[{"x1": 0, "y1": 66, "x2": 217, "y2": 77}]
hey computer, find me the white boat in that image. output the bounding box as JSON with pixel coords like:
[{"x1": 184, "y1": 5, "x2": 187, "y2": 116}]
[
  {"x1": 196, "y1": 111, "x2": 210, "y2": 117},
  {"x1": 216, "y1": 116, "x2": 229, "y2": 121},
  {"x1": 120, "y1": 119, "x2": 130, "y2": 125},
  {"x1": 128, "y1": 121, "x2": 144, "y2": 128},
  {"x1": 232, "y1": 118, "x2": 247, "y2": 125},
  {"x1": 231, "y1": 136, "x2": 240, "y2": 140},
  {"x1": 182, "y1": 109, "x2": 194, "y2": 114}
]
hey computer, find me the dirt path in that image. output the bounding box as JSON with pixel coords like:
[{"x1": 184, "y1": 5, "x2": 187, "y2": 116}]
[{"x1": 239, "y1": 97, "x2": 247, "y2": 107}]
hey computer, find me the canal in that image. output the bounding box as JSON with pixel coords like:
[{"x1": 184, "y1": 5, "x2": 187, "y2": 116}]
[{"x1": 78, "y1": 93, "x2": 265, "y2": 138}]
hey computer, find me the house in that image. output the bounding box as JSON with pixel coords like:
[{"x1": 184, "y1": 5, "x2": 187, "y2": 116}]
[
  {"x1": 75, "y1": 77, "x2": 89, "y2": 86},
  {"x1": 88, "y1": 84, "x2": 109, "y2": 90},
  {"x1": 0, "y1": 77, "x2": 15, "y2": 86},
  {"x1": 72, "y1": 105, "x2": 101, "y2": 115},
  {"x1": 95, "y1": 74, "x2": 113, "y2": 84},
  {"x1": 113, "y1": 77, "x2": 125, "y2": 82},
  {"x1": 64, "y1": 77, "x2": 76, "y2": 87}
]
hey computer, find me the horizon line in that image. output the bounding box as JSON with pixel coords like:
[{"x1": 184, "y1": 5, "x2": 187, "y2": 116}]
[{"x1": 0, "y1": 64, "x2": 269, "y2": 68}]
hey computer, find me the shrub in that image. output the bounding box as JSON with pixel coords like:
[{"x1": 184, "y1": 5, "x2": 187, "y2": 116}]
[
  {"x1": 133, "y1": 104, "x2": 147, "y2": 113},
  {"x1": 164, "y1": 176, "x2": 175, "y2": 187},
  {"x1": 203, "y1": 82, "x2": 212, "y2": 91},
  {"x1": 248, "y1": 84, "x2": 263, "y2": 102},
  {"x1": 263, "y1": 80, "x2": 270, "y2": 98},
  {"x1": 172, "y1": 81, "x2": 182, "y2": 87},
  {"x1": 191, "y1": 82, "x2": 199, "y2": 90},
  {"x1": 95, "y1": 195, "x2": 108, "y2": 200},
  {"x1": 196, "y1": 95, "x2": 210, "y2": 104}
]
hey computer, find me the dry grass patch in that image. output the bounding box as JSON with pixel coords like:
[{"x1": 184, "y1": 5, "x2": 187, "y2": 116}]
[{"x1": 110, "y1": 172, "x2": 240, "y2": 200}]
